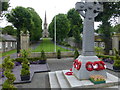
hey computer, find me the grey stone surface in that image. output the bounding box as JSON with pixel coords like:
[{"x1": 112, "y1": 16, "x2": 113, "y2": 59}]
[
  {"x1": 48, "y1": 70, "x2": 119, "y2": 88},
  {"x1": 72, "y1": 56, "x2": 107, "y2": 79},
  {"x1": 73, "y1": 1, "x2": 106, "y2": 80},
  {"x1": 30, "y1": 52, "x2": 74, "y2": 58},
  {"x1": 1, "y1": 64, "x2": 50, "y2": 85},
  {"x1": 48, "y1": 72, "x2": 60, "y2": 88},
  {"x1": 75, "y1": 1, "x2": 103, "y2": 56},
  {"x1": 55, "y1": 71, "x2": 70, "y2": 88},
  {"x1": 0, "y1": 57, "x2": 118, "y2": 89},
  {"x1": 20, "y1": 31, "x2": 29, "y2": 50}
]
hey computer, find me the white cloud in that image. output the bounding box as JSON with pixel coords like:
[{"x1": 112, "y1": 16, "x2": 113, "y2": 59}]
[{"x1": 0, "y1": 0, "x2": 100, "y2": 29}]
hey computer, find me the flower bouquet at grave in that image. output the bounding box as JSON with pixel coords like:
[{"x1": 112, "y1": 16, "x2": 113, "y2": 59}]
[{"x1": 89, "y1": 75, "x2": 106, "y2": 84}]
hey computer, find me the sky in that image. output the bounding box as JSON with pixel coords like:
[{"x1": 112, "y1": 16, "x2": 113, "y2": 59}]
[{"x1": 0, "y1": 0, "x2": 101, "y2": 29}]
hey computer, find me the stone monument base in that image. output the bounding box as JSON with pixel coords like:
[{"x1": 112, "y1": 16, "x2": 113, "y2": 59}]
[
  {"x1": 72, "y1": 55, "x2": 107, "y2": 80},
  {"x1": 49, "y1": 70, "x2": 119, "y2": 88}
]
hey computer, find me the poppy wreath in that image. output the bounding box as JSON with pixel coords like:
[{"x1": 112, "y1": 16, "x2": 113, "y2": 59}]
[
  {"x1": 86, "y1": 61, "x2": 94, "y2": 71},
  {"x1": 73, "y1": 59, "x2": 82, "y2": 70},
  {"x1": 99, "y1": 61, "x2": 106, "y2": 70},
  {"x1": 92, "y1": 61, "x2": 100, "y2": 71},
  {"x1": 65, "y1": 72, "x2": 73, "y2": 75},
  {"x1": 86, "y1": 61, "x2": 106, "y2": 71}
]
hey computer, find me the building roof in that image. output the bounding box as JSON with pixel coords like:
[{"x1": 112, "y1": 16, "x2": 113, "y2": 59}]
[{"x1": 0, "y1": 34, "x2": 16, "y2": 42}]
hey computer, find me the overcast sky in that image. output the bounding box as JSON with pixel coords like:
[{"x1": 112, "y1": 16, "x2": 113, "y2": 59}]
[{"x1": 0, "y1": 0, "x2": 101, "y2": 29}]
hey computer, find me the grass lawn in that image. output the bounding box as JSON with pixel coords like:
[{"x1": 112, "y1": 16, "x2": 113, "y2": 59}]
[
  {"x1": 32, "y1": 38, "x2": 71, "y2": 52},
  {"x1": 0, "y1": 49, "x2": 17, "y2": 58}
]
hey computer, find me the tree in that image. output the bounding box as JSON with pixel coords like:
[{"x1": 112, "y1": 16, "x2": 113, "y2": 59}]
[
  {"x1": 73, "y1": 25, "x2": 82, "y2": 49},
  {"x1": 6, "y1": 6, "x2": 33, "y2": 53},
  {"x1": 48, "y1": 14, "x2": 70, "y2": 43},
  {"x1": 95, "y1": 1, "x2": 120, "y2": 54},
  {"x1": 114, "y1": 24, "x2": 120, "y2": 33},
  {"x1": 27, "y1": 7, "x2": 42, "y2": 42},
  {"x1": 67, "y1": 8, "x2": 83, "y2": 49},
  {"x1": 67, "y1": 8, "x2": 83, "y2": 37},
  {"x1": 2, "y1": 25, "x2": 17, "y2": 36},
  {"x1": 0, "y1": 0, "x2": 9, "y2": 15}
]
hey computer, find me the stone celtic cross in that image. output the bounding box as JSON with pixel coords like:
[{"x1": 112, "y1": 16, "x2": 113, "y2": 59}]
[{"x1": 75, "y1": 0, "x2": 103, "y2": 56}]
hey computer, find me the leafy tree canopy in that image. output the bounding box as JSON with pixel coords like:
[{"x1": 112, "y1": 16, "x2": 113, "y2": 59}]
[
  {"x1": 95, "y1": 1, "x2": 120, "y2": 54},
  {"x1": 67, "y1": 8, "x2": 83, "y2": 37},
  {"x1": 27, "y1": 7, "x2": 42, "y2": 41},
  {"x1": 49, "y1": 14, "x2": 70, "y2": 43},
  {"x1": 2, "y1": 25, "x2": 17, "y2": 36},
  {"x1": 114, "y1": 24, "x2": 120, "y2": 33}
]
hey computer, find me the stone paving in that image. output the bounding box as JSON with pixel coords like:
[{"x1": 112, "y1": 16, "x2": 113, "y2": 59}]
[
  {"x1": 0, "y1": 57, "x2": 120, "y2": 89},
  {"x1": 0, "y1": 63, "x2": 50, "y2": 85}
]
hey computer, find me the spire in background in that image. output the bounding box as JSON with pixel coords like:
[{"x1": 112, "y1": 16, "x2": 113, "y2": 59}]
[
  {"x1": 44, "y1": 11, "x2": 47, "y2": 28},
  {"x1": 42, "y1": 11, "x2": 49, "y2": 38}
]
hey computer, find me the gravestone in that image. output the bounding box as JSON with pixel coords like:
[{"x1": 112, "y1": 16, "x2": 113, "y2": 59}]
[
  {"x1": 72, "y1": 0, "x2": 107, "y2": 79},
  {"x1": 20, "y1": 31, "x2": 29, "y2": 50}
]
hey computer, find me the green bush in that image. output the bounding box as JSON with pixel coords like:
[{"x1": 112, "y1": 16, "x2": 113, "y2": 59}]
[
  {"x1": 20, "y1": 49, "x2": 31, "y2": 58},
  {"x1": 97, "y1": 55, "x2": 115, "y2": 60},
  {"x1": 20, "y1": 58, "x2": 30, "y2": 76},
  {"x1": 2, "y1": 56, "x2": 16, "y2": 89},
  {"x1": 2, "y1": 56, "x2": 14, "y2": 70},
  {"x1": 20, "y1": 68, "x2": 30, "y2": 76},
  {"x1": 22, "y1": 64, "x2": 29, "y2": 70},
  {"x1": 74, "y1": 49, "x2": 79, "y2": 59},
  {"x1": 14, "y1": 58, "x2": 24, "y2": 63},
  {"x1": 2, "y1": 80, "x2": 16, "y2": 89},
  {"x1": 40, "y1": 50, "x2": 47, "y2": 60},
  {"x1": 95, "y1": 47, "x2": 104, "y2": 55},
  {"x1": 113, "y1": 49, "x2": 120, "y2": 67},
  {"x1": 57, "y1": 49, "x2": 61, "y2": 59},
  {"x1": 60, "y1": 41, "x2": 71, "y2": 47},
  {"x1": 22, "y1": 58, "x2": 29, "y2": 64}
]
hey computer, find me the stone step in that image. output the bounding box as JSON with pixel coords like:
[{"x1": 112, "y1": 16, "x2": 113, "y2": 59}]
[
  {"x1": 55, "y1": 71, "x2": 70, "y2": 88},
  {"x1": 62, "y1": 70, "x2": 94, "y2": 88},
  {"x1": 48, "y1": 72, "x2": 60, "y2": 88},
  {"x1": 62, "y1": 70, "x2": 120, "y2": 88},
  {"x1": 49, "y1": 70, "x2": 120, "y2": 89}
]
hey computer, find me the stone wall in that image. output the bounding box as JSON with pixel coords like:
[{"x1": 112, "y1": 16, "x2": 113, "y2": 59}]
[
  {"x1": 30, "y1": 51, "x2": 74, "y2": 58},
  {"x1": 20, "y1": 31, "x2": 29, "y2": 50}
]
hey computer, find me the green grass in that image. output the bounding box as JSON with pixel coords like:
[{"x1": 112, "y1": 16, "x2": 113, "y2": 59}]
[
  {"x1": 32, "y1": 38, "x2": 71, "y2": 52},
  {"x1": 0, "y1": 49, "x2": 17, "y2": 58}
]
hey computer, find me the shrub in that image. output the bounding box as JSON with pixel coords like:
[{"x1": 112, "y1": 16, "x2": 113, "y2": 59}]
[
  {"x1": 40, "y1": 50, "x2": 47, "y2": 60},
  {"x1": 97, "y1": 55, "x2": 115, "y2": 60},
  {"x1": 74, "y1": 49, "x2": 79, "y2": 59},
  {"x1": 2, "y1": 56, "x2": 16, "y2": 89},
  {"x1": 22, "y1": 64, "x2": 29, "y2": 70},
  {"x1": 20, "y1": 68, "x2": 30, "y2": 76},
  {"x1": 113, "y1": 49, "x2": 120, "y2": 67},
  {"x1": 57, "y1": 49, "x2": 61, "y2": 59},
  {"x1": 95, "y1": 47, "x2": 104, "y2": 55},
  {"x1": 20, "y1": 58, "x2": 30, "y2": 76},
  {"x1": 22, "y1": 58, "x2": 29, "y2": 64},
  {"x1": 14, "y1": 58, "x2": 24, "y2": 63},
  {"x1": 20, "y1": 49, "x2": 31, "y2": 58}
]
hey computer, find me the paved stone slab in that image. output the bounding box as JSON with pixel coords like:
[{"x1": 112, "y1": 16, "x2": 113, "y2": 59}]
[
  {"x1": 55, "y1": 71, "x2": 70, "y2": 88},
  {"x1": 63, "y1": 70, "x2": 94, "y2": 88},
  {"x1": 1, "y1": 63, "x2": 50, "y2": 85},
  {"x1": 48, "y1": 72, "x2": 60, "y2": 88},
  {"x1": 62, "y1": 70, "x2": 119, "y2": 88}
]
